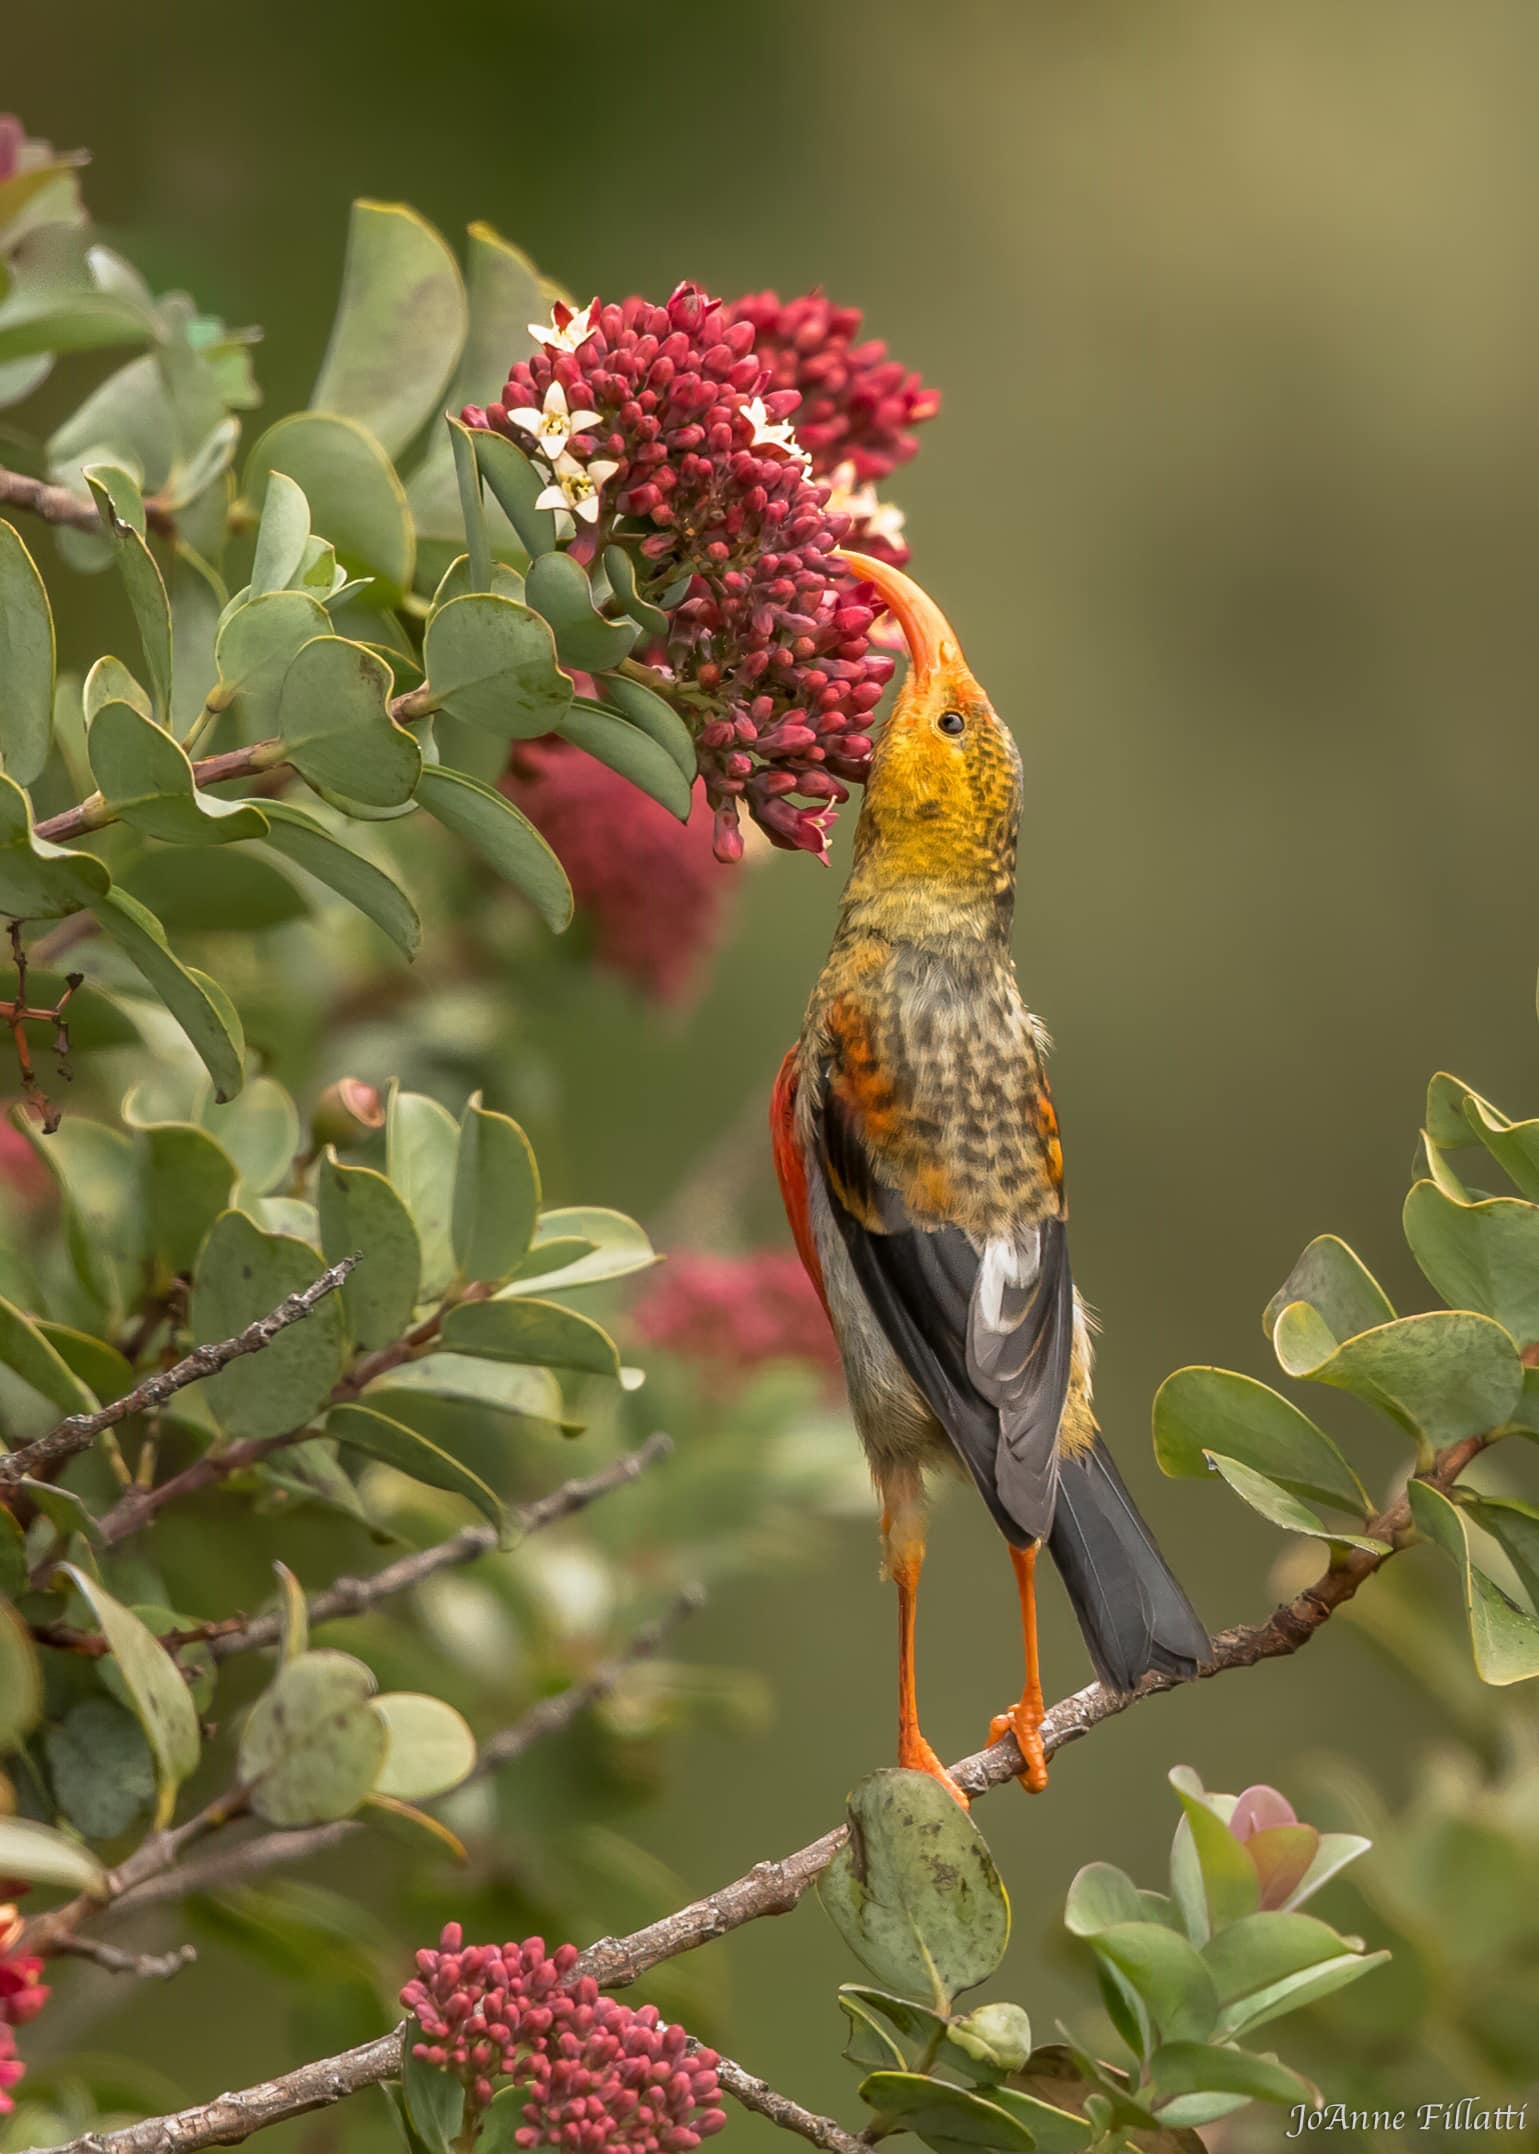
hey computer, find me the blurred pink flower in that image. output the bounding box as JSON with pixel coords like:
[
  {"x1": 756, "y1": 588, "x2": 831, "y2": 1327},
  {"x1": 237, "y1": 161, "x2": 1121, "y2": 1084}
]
[
  {"x1": 0, "y1": 1114, "x2": 49, "y2": 1212},
  {"x1": 631, "y1": 1250, "x2": 841, "y2": 1387},
  {"x1": 503, "y1": 741, "x2": 729, "y2": 1005},
  {"x1": 1228, "y1": 1783, "x2": 1320, "y2": 1909}
]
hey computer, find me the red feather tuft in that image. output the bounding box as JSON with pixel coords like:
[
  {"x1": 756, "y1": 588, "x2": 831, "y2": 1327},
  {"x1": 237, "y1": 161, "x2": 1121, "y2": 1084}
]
[{"x1": 770, "y1": 1048, "x2": 831, "y2": 1322}]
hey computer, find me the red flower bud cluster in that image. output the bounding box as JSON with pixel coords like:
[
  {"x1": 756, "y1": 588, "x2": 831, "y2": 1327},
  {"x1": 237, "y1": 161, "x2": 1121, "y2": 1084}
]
[
  {"x1": 0, "y1": 1905, "x2": 48, "y2": 2117},
  {"x1": 725, "y1": 291, "x2": 939, "y2": 565},
  {"x1": 401, "y1": 1927, "x2": 726, "y2": 2151},
  {"x1": 630, "y1": 1250, "x2": 841, "y2": 1391},
  {"x1": 502, "y1": 741, "x2": 728, "y2": 1006},
  {"x1": 466, "y1": 283, "x2": 914, "y2": 862}
]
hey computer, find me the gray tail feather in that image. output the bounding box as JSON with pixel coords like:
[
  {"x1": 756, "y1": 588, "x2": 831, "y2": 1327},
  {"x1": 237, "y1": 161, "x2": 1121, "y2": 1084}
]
[{"x1": 1046, "y1": 1437, "x2": 1209, "y2": 1693}]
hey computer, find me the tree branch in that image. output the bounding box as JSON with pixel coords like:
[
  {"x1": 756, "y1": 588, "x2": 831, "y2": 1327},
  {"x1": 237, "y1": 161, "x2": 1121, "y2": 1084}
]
[
  {"x1": 53, "y1": 1936, "x2": 198, "y2": 1982},
  {"x1": 116, "y1": 1585, "x2": 705, "y2": 1908},
  {"x1": 0, "y1": 463, "x2": 117, "y2": 535},
  {"x1": 712, "y1": 2054, "x2": 867, "y2": 2154},
  {"x1": 28, "y1": 1432, "x2": 1488, "y2": 2154},
  {"x1": 1, "y1": 1256, "x2": 360, "y2": 1490},
  {"x1": 208, "y1": 1433, "x2": 676, "y2": 1659}
]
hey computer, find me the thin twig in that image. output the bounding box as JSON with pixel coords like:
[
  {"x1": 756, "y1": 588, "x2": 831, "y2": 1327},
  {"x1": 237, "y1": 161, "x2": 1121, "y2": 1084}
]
[
  {"x1": 712, "y1": 2054, "x2": 867, "y2": 2154},
  {"x1": 0, "y1": 1256, "x2": 360, "y2": 1490},
  {"x1": 53, "y1": 1936, "x2": 198, "y2": 1982},
  {"x1": 119, "y1": 1585, "x2": 706, "y2": 1908},
  {"x1": 0, "y1": 464, "x2": 115, "y2": 535},
  {"x1": 209, "y1": 1434, "x2": 676, "y2": 1659},
  {"x1": 29, "y1": 1433, "x2": 1487, "y2": 2154},
  {"x1": 31, "y1": 691, "x2": 435, "y2": 846}
]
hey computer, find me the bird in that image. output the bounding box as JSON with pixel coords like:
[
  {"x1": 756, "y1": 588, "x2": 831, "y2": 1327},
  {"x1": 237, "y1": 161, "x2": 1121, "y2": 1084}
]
[{"x1": 770, "y1": 550, "x2": 1208, "y2": 1806}]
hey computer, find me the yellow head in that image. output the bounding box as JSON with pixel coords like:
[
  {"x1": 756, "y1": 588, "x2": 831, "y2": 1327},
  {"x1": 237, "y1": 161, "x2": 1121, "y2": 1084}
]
[{"x1": 838, "y1": 552, "x2": 1022, "y2": 919}]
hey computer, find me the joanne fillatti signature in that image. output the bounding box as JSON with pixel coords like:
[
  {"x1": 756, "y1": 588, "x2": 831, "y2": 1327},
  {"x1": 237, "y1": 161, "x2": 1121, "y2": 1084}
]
[{"x1": 1285, "y1": 2100, "x2": 1531, "y2": 2136}]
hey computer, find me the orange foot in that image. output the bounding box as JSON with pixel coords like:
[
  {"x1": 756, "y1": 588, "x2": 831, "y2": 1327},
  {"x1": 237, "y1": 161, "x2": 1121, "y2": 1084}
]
[
  {"x1": 899, "y1": 1729, "x2": 970, "y2": 1810},
  {"x1": 989, "y1": 1704, "x2": 1048, "y2": 1794}
]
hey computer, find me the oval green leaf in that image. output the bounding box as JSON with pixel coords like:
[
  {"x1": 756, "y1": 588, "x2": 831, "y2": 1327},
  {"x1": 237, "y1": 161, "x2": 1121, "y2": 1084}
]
[
  {"x1": 0, "y1": 518, "x2": 56, "y2": 786},
  {"x1": 452, "y1": 1094, "x2": 540, "y2": 1284},
  {"x1": 189, "y1": 1209, "x2": 345, "y2": 1437},
  {"x1": 415, "y1": 764, "x2": 573, "y2": 931}
]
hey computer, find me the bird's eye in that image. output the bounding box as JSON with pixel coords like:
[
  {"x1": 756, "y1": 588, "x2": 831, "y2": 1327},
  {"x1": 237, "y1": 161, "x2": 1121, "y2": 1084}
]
[{"x1": 936, "y1": 710, "x2": 966, "y2": 737}]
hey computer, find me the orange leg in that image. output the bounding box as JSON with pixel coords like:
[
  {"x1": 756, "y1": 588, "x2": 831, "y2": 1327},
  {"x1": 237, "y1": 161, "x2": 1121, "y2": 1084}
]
[
  {"x1": 989, "y1": 1543, "x2": 1049, "y2": 1793},
  {"x1": 881, "y1": 1478, "x2": 968, "y2": 1810}
]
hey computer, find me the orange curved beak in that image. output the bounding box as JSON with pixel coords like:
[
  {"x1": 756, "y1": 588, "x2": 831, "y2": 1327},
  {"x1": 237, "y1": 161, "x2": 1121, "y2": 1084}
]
[{"x1": 838, "y1": 550, "x2": 960, "y2": 689}]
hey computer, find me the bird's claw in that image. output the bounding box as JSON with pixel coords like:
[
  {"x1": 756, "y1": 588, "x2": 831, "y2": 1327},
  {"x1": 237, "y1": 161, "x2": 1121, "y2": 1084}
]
[
  {"x1": 989, "y1": 1705, "x2": 1048, "y2": 1794},
  {"x1": 899, "y1": 1732, "x2": 970, "y2": 1810}
]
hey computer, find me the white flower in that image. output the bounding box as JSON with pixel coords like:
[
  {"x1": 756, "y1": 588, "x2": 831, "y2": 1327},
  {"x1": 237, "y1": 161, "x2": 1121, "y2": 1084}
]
[
  {"x1": 742, "y1": 394, "x2": 811, "y2": 465},
  {"x1": 528, "y1": 299, "x2": 598, "y2": 353},
  {"x1": 534, "y1": 453, "x2": 620, "y2": 525},
  {"x1": 507, "y1": 378, "x2": 602, "y2": 462},
  {"x1": 826, "y1": 458, "x2": 906, "y2": 547}
]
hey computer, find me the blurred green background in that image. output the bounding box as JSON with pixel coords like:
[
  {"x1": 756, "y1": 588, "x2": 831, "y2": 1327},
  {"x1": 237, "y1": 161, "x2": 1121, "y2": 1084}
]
[{"x1": 11, "y1": 0, "x2": 1539, "y2": 2142}]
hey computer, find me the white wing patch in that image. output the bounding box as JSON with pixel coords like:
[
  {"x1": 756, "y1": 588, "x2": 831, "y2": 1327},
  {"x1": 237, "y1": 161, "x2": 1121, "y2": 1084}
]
[{"x1": 975, "y1": 1227, "x2": 1042, "y2": 1335}]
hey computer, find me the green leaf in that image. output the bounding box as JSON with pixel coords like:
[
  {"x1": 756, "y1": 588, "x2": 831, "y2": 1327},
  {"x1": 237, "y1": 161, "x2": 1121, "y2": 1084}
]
[
  {"x1": 237, "y1": 1648, "x2": 388, "y2": 1826},
  {"x1": 251, "y1": 797, "x2": 419, "y2": 958},
  {"x1": 449, "y1": 416, "x2": 491, "y2": 590},
  {"x1": 1212, "y1": 1947, "x2": 1388, "y2": 2042},
  {"x1": 0, "y1": 1812, "x2": 107, "y2": 1892},
  {"x1": 1262, "y1": 1235, "x2": 1394, "y2": 1343},
  {"x1": 249, "y1": 471, "x2": 313, "y2": 597},
  {"x1": 453, "y1": 1094, "x2": 540, "y2": 1284},
  {"x1": 89, "y1": 698, "x2": 268, "y2": 842},
  {"x1": 1152, "y1": 1367, "x2": 1367, "y2": 1514},
  {"x1": 274, "y1": 1561, "x2": 309, "y2": 1663},
  {"x1": 1148, "y1": 2042, "x2": 1315, "y2": 2126},
  {"x1": 947, "y1": 2003, "x2": 1034, "y2": 2078},
  {"x1": 1461, "y1": 1086, "x2": 1539, "y2": 1202},
  {"x1": 1407, "y1": 1479, "x2": 1539, "y2": 1683},
  {"x1": 170, "y1": 543, "x2": 226, "y2": 738},
  {"x1": 1468, "y1": 1492, "x2": 1539, "y2": 1609},
  {"x1": 85, "y1": 468, "x2": 172, "y2": 719},
  {"x1": 562, "y1": 702, "x2": 692, "y2": 820},
  {"x1": 45, "y1": 1696, "x2": 157, "y2": 1842},
  {"x1": 857, "y1": 2073, "x2": 1036, "y2": 2154},
  {"x1": 415, "y1": 764, "x2": 573, "y2": 931},
  {"x1": 1088, "y1": 1923, "x2": 1220, "y2": 2043},
  {"x1": 1203, "y1": 1453, "x2": 1388, "y2": 1553},
  {"x1": 318, "y1": 1152, "x2": 421, "y2": 1349},
  {"x1": 278, "y1": 635, "x2": 422, "y2": 807},
  {"x1": 472, "y1": 429, "x2": 558, "y2": 556},
  {"x1": 600, "y1": 548, "x2": 670, "y2": 640},
  {"x1": 402, "y1": 2044, "x2": 465, "y2": 2154},
  {"x1": 971, "y1": 2083, "x2": 1093, "y2": 2154},
  {"x1": 372, "y1": 1692, "x2": 476, "y2": 1799},
  {"x1": 1203, "y1": 1909, "x2": 1364, "y2": 2013},
  {"x1": 0, "y1": 770, "x2": 111, "y2": 919},
  {"x1": 818, "y1": 1767, "x2": 1010, "y2": 2012},
  {"x1": 85, "y1": 654, "x2": 152, "y2": 722},
  {"x1": 1404, "y1": 1180, "x2": 1539, "y2": 1346},
  {"x1": 1168, "y1": 1767, "x2": 1260, "y2": 1942},
  {"x1": 838, "y1": 1992, "x2": 908, "y2": 2072},
  {"x1": 311, "y1": 201, "x2": 467, "y2": 460},
  {"x1": 0, "y1": 1294, "x2": 97, "y2": 1414},
  {"x1": 0, "y1": 287, "x2": 147, "y2": 367},
  {"x1": 88, "y1": 886, "x2": 245, "y2": 1098},
  {"x1": 500, "y1": 1206, "x2": 658, "y2": 1295},
  {"x1": 189, "y1": 1210, "x2": 345, "y2": 1437},
  {"x1": 60, "y1": 1565, "x2": 200, "y2": 1825},
  {"x1": 386, "y1": 1085, "x2": 459, "y2": 1300},
  {"x1": 1064, "y1": 1861, "x2": 1147, "y2": 1937},
  {"x1": 0, "y1": 518, "x2": 56, "y2": 785},
  {"x1": 143, "y1": 1121, "x2": 237, "y2": 1272},
  {"x1": 328, "y1": 1402, "x2": 505, "y2": 1535},
  {"x1": 423, "y1": 592, "x2": 572, "y2": 738},
  {"x1": 245, "y1": 412, "x2": 415, "y2": 607},
  {"x1": 1272, "y1": 1310, "x2": 1523, "y2": 1451},
  {"x1": 0, "y1": 1602, "x2": 41, "y2": 1751},
  {"x1": 526, "y1": 550, "x2": 640, "y2": 672},
  {"x1": 202, "y1": 1076, "x2": 301, "y2": 1197},
  {"x1": 215, "y1": 588, "x2": 331, "y2": 735},
  {"x1": 592, "y1": 670, "x2": 698, "y2": 782},
  {"x1": 441, "y1": 1295, "x2": 620, "y2": 1377}
]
